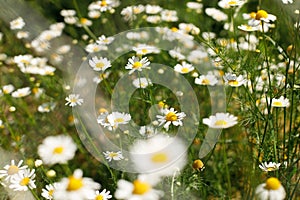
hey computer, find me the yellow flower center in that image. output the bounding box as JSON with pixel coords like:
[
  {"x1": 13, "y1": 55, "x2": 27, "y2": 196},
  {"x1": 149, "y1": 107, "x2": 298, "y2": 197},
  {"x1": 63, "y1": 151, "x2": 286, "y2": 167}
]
[
  {"x1": 67, "y1": 176, "x2": 83, "y2": 191},
  {"x1": 151, "y1": 152, "x2": 168, "y2": 163},
  {"x1": 272, "y1": 102, "x2": 283, "y2": 107},
  {"x1": 20, "y1": 177, "x2": 30, "y2": 186},
  {"x1": 109, "y1": 152, "x2": 118, "y2": 158},
  {"x1": 80, "y1": 18, "x2": 88, "y2": 24},
  {"x1": 266, "y1": 167, "x2": 276, "y2": 171},
  {"x1": 95, "y1": 195, "x2": 104, "y2": 200},
  {"x1": 114, "y1": 118, "x2": 125, "y2": 123},
  {"x1": 7, "y1": 165, "x2": 19, "y2": 175},
  {"x1": 132, "y1": 180, "x2": 151, "y2": 195},
  {"x1": 265, "y1": 177, "x2": 281, "y2": 190},
  {"x1": 96, "y1": 62, "x2": 105, "y2": 69},
  {"x1": 171, "y1": 27, "x2": 178, "y2": 32},
  {"x1": 192, "y1": 159, "x2": 205, "y2": 170},
  {"x1": 48, "y1": 189, "x2": 54, "y2": 197},
  {"x1": 228, "y1": 80, "x2": 239, "y2": 86},
  {"x1": 141, "y1": 49, "x2": 148, "y2": 54},
  {"x1": 202, "y1": 78, "x2": 210, "y2": 85},
  {"x1": 101, "y1": 0, "x2": 107, "y2": 6},
  {"x1": 165, "y1": 112, "x2": 177, "y2": 121},
  {"x1": 53, "y1": 146, "x2": 64, "y2": 154},
  {"x1": 133, "y1": 61, "x2": 143, "y2": 69},
  {"x1": 250, "y1": 12, "x2": 256, "y2": 19},
  {"x1": 181, "y1": 67, "x2": 190, "y2": 73},
  {"x1": 228, "y1": 1, "x2": 237, "y2": 5},
  {"x1": 214, "y1": 120, "x2": 228, "y2": 126},
  {"x1": 256, "y1": 10, "x2": 268, "y2": 20}
]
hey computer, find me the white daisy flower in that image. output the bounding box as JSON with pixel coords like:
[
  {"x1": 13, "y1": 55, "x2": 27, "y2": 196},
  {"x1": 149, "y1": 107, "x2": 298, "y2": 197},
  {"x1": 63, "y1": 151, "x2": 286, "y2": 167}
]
[
  {"x1": 42, "y1": 183, "x2": 59, "y2": 200},
  {"x1": 271, "y1": 96, "x2": 290, "y2": 108},
  {"x1": 16, "y1": 31, "x2": 29, "y2": 39},
  {"x1": 103, "y1": 151, "x2": 124, "y2": 162},
  {"x1": 282, "y1": 0, "x2": 293, "y2": 4},
  {"x1": 85, "y1": 43, "x2": 108, "y2": 53},
  {"x1": 195, "y1": 73, "x2": 219, "y2": 86},
  {"x1": 96, "y1": 35, "x2": 114, "y2": 45},
  {"x1": 205, "y1": 8, "x2": 228, "y2": 22},
  {"x1": 98, "y1": 112, "x2": 131, "y2": 131},
  {"x1": 254, "y1": 10, "x2": 277, "y2": 23},
  {"x1": 156, "y1": 107, "x2": 186, "y2": 131},
  {"x1": 132, "y1": 77, "x2": 152, "y2": 88},
  {"x1": 238, "y1": 24, "x2": 259, "y2": 32},
  {"x1": 179, "y1": 23, "x2": 200, "y2": 35},
  {"x1": 139, "y1": 125, "x2": 157, "y2": 137},
  {"x1": 161, "y1": 9, "x2": 178, "y2": 22},
  {"x1": 93, "y1": 71, "x2": 110, "y2": 84},
  {"x1": 65, "y1": 94, "x2": 84, "y2": 107},
  {"x1": 186, "y1": 2, "x2": 203, "y2": 12},
  {"x1": 255, "y1": 177, "x2": 286, "y2": 200},
  {"x1": 168, "y1": 48, "x2": 185, "y2": 61},
  {"x1": 53, "y1": 169, "x2": 100, "y2": 200},
  {"x1": 259, "y1": 162, "x2": 281, "y2": 172},
  {"x1": 38, "y1": 102, "x2": 56, "y2": 113},
  {"x1": 223, "y1": 73, "x2": 247, "y2": 87},
  {"x1": 10, "y1": 17, "x2": 25, "y2": 30},
  {"x1": 90, "y1": 189, "x2": 112, "y2": 200},
  {"x1": 9, "y1": 168, "x2": 36, "y2": 191},
  {"x1": 145, "y1": 5, "x2": 162, "y2": 14},
  {"x1": 174, "y1": 61, "x2": 194, "y2": 74},
  {"x1": 2, "y1": 84, "x2": 15, "y2": 94},
  {"x1": 125, "y1": 56, "x2": 150, "y2": 74},
  {"x1": 89, "y1": 56, "x2": 112, "y2": 72},
  {"x1": 218, "y1": 0, "x2": 245, "y2": 9},
  {"x1": 115, "y1": 174, "x2": 163, "y2": 200},
  {"x1": 132, "y1": 44, "x2": 160, "y2": 55},
  {"x1": 129, "y1": 134, "x2": 187, "y2": 176},
  {"x1": 0, "y1": 160, "x2": 28, "y2": 182},
  {"x1": 11, "y1": 87, "x2": 31, "y2": 98},
  {"x1": 203, "y1": 112, "x2": 238, "y2": 129},
  {"x1": 37, "y1": 135, "x2": 77, "y2": 165}
]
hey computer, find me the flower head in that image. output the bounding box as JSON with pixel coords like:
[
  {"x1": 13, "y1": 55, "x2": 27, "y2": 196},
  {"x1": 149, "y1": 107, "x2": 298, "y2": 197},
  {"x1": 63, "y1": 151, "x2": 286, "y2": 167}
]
[
  {"x1": 103, "y1": 151, "x2": 124, "y2": 162},
  {"x1": 255, "y1": 177, "x2": 286, "y2": 200},
  {"x1": 9, "y1": 168, "x2": 36, "y2": 191},
  {"x1": 271, "y1": 96, "x2": 290, "y2": 108},
  {"x1": 174, "y1": 61, "x2": 194, "y2": 74},
  {"x1": 132, "y1": 77, "x2": 152, "y2": 88},
  {"x1": 91, "y1": 189, "x2": 112, "y2": 200},
  {"x1": 125, "y1": 56, "x2": 150, "y2": 74},
  {"x1": 259, "y1": 162, "x2": 281, "y2": 172},
  {"x1": 0, "y1": 160, "x2": 28, "y2": 182},
  {"x1": 129, "y1": 134, "x2": 187, "y2": 176},
  {"x1": 65, "y1": 94, "x2": 84, "y2": 107},
  {"x1": 203, "y1": 112, "x2": 238, "y2": 129},
  {"x1": 156, "y1": 107, "x2": 186, "y2": 131},
  {"x1": 89, "y1": 56, "x2": 111, "y2": 72},
  {"x1": 10, "y1": 17, "x2": 25, "y2": 30},
  {"x1": 53, "y1": 169, "x2": 100, "y2": 200},
  {"x1": 41, "y1": 183, "x2": 60, "y2": 200},
  {"x1": 38, "y1": 135, "x2": 77, "y2": 165}
]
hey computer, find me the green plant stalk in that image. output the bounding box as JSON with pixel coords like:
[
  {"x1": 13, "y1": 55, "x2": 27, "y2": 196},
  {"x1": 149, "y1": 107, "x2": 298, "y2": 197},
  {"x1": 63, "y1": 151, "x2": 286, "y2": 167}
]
[{"x1": 29, "y1": 188, "x2": 41, "y2": 200}]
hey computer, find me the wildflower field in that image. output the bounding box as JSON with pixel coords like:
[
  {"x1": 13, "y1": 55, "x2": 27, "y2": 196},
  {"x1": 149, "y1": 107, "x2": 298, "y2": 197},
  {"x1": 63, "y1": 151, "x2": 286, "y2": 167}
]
[{"x1": 0, "y1": 0, "x2": 299, "y2": 199}]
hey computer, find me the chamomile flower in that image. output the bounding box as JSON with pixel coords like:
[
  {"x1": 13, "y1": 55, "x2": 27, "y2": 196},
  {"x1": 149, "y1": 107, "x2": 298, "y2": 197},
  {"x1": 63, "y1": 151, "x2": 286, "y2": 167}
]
[
  {"x1": 9, "y1": 168, "x2": 36, "y2": 191},
  {"x1": 42, "y1": 183, "x2": 59, "y2": 200},
  {"x1": 53, "y1": 169, "x2": 100, "y2": 200},
  {"x1": 195, "y1": 73, "x2": 219, "y2": 86},
  {"x1": 254, "y1": 10, "x2": 277, "y2": 22},
  {"x1": 132, "y1": 77, "x2": 152, "y2": 88},
  {"x1": 174, "y1": 61, "x2": 194, "y2": 74},
  {"x1": 10, "y1": 17, "x2": 25, "y2": 30},
  {"x1": 271, "y1": 96, "x2": 290, "y2": 108},
  {"x1": 11, "y1": 87, "x2": 31, "y2": 98},
  {"x1": 139, "y1": 125, "x2": 157, "y2": 137},
  {"x1": 125, "y1": 56, "x2": 150, "y2": 74},
  {"x1": 103, "y1": 151, "x2": 124, "y2": 162},
  {"x1": 238, "y1": 24, "x2": 259, "y2": 32},
  {"x1": 90, "y1": 189, "x2": 112, "y2": 200},
  {"x1": 145, "y1": 5, "x2": 162, "y2": 14},
  {"x1": 115, "y1": 175, "x2": 163, "y2": 200},
  {"x1": 98, "y1": 112, "x2": 131, "y2": 131},
  {"x1": 0, "y1": 160, "x2": 28, "y2": 182},
  {"x1": 129, "y1": 134, "x2": 187, "y2": 176},
  {"x1": 223, "y1": 73, "x2": 247, "y2": 87},
  {"x1": 156, "y1": 107, "x2": 186, "y2": 131},
  {"x1": 161, "y1": 9, "x2": 178, "y2": 22},
  {"x1": 259, "y1": 162, "x2": 281, "y2": 172},
  {"x1": 2, "y1": 84, "x2": 15, "y2": 94},
  {"x1": 65, "y1": 94, "x2": 84, "y2": 107},
  {"x1": 218, "y1": 0, "x2": 245, "y2": 9},
  {"x1": 132, "y1": 44, "x2": 160, "y2": 55},
  {"x1": 38, "y1": 102, "x2": 56, "y2": 113},
  {"x1": 255, "y1": 177, "x2": 286, "y2": 200},
  {"x1": 282, "y1": 0, "x2": 293, "y2": 4},
  {"x1": 205, "y1": 8, "x2": 228, "y2": 22},
  {"x1": 89, "y1": 56, "x2": 112, "y2": 72},
  {"x1": 203, "y1": 112, "x2": 238, "y2": 129},
  {"x1": 37, "y1": 135, "x2": 77, "y2": 165},
  {"x1": 96, "y1": 35, "x2": 115, "y2": 45}
]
